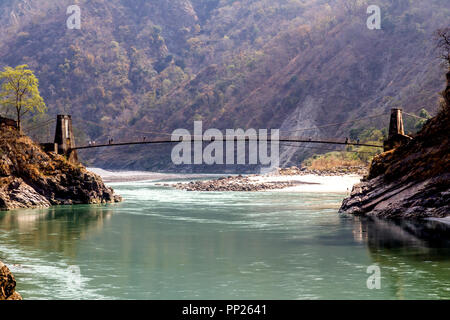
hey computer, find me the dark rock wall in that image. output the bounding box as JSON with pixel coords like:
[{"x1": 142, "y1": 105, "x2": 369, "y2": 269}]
[{"x1": 340, "y1": 72, "x2": 450, "y2": 218}]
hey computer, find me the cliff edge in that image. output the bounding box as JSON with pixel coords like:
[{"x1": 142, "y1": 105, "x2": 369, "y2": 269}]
[
  {"x1": 0, "y1": 128, "x2": 122, "y2": 211},
  {"x1": 340, "y1": 72, "x2": 450, "y2": 218}
]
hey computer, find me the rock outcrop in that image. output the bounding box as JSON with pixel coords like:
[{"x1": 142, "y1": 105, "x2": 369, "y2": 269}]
[
  {"x1": 340, "y1": 72, "x2": 450, "y2": 218},
  {"x1": 0, "y1": 261, "x2": 22, "y2": 300},
  {"x1": 0, "y1": 128, "x2": 122, "y2": 211}
]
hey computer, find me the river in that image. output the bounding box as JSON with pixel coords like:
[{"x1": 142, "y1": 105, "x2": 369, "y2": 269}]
[{"x1": 0, "y1": 174, "x2": 449, "y2": 300}]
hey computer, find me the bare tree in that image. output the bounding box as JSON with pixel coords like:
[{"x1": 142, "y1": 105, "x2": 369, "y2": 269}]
[{"x1": 435, "y1": 27, "x2": 450, "y2": 69}]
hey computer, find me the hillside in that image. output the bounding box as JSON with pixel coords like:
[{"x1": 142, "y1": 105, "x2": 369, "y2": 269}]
[
  {"x1": 0, "y1": 127, "x2": 121, "y2": 210},
  {"x1": 340, "y1": 71, "x2": 450, "y2": 218},
  {"x1": 0, "y1": 0, "x2": 449, "y2": 170}
]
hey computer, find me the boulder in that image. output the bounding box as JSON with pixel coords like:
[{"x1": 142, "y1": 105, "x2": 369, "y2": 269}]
[{"x1": 0, "y1": 261, "x2": 22, "y2": 300}]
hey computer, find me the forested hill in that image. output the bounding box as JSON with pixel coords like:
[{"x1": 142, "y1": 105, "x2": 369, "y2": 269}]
[{"x1": 0, "y1": 0, "x2": 449, "y2": 170}]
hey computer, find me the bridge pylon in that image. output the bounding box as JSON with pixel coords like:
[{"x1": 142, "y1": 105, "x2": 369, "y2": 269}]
[
  {"x1": 383, "y1": 108, "x2": 412, "y2": 152},
  {"x1": 54, "y1": 115, "x2": 78, "y2": 164}
]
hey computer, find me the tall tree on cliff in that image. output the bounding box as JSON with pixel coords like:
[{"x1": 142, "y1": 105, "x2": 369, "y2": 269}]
[
  {"x1": 435, "y1": 28, "x2": 450, "y2": 113},
  {"x1": 436, "y1": 27, "x2": 450, "y2": 69},
  {"x1": 0, "y1": 65, "x2": 46, "y2": 131}
]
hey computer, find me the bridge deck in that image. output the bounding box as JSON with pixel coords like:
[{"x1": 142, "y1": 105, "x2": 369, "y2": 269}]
[{"x1": 72, "y1": 137, "x2": 383, "y2": 150}]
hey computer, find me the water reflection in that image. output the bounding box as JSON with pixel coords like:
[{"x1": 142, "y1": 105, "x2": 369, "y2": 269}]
[
  {"x1": 352, "y1": 217, "x2": 450, "y2": 299},
  {"x1": 0, "y1": 187, "x2": 449, "y2": 300},
  {"x1": 0, "y1": 205, "x2": 113, "y2": 257},
  {"x1": 353, "y1": 217, "x2": 450, "y2": 251}
]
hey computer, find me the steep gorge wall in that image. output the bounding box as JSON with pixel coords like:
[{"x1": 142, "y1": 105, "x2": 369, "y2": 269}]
[{"x1": 340, "y1": 72, "x2": 450, "y2": 218}]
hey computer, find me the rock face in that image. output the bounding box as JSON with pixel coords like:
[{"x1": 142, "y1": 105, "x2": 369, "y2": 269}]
[
  {"x1": 0, "y1": 128, "x2": 122, "y2": 211},
  {"x1": 0, "y1": 261, "x2": 22, "y2": 300},
  {"x1": 340, "y1": 72, "x2": 450, "y2": 218}
]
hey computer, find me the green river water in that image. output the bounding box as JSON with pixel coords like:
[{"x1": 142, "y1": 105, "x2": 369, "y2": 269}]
[{"x1": 1, "y1": 176, "x2": 449, "y2": 300}]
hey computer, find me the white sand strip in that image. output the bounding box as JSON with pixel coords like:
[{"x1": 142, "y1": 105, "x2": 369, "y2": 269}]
[{"x1": 248, "y1": 174, "x2": 362, "y2": 193}]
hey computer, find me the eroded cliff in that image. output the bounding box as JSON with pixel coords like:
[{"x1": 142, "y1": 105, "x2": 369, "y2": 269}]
[
  {"x1": 0, "y1": 128, "x2": 121, "y2": 211},
  {"x1": 340, "y1": 72, "x2": 450, "y2": 218}
]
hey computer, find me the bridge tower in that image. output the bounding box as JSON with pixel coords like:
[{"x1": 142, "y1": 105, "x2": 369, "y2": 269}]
[
  {"x1": 54, "y1": 115, "x2": 78, "y2": 164},
  {"x1": 383, "y1": 108, "x2": 412, "y2": 152},
  {"x1": 388, "y1": 108, "x2": 405, "y2": 138}
]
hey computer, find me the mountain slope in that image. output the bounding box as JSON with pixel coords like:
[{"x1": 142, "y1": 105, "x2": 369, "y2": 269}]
[{"x1": 0, "y1": 0, "x2": 448, "y2": 170}]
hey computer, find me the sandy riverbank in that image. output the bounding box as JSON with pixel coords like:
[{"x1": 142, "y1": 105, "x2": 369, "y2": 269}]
[
  {"x1": 88, "y1": 168, "x2": 214, "y2": 183},
  {"x1": 171, "y1": 171, "x2": 363, "y2": 193},
  {"x1": 248, "y1": 174, "x2": 363, "y2": 193},
  {"x1": 89, "y1": 168, "x2": 362, "y2": 193},
  {"x1": 90, "y1": 168, "x2": 363, "y2": 194}
]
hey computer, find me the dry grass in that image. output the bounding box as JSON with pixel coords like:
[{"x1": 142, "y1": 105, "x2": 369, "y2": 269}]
[{"x1": 307, "y1": 156, "x2": 364, "y2": 171}]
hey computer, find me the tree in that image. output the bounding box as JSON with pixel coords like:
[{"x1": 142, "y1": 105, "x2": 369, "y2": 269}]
[
  {"x1": 0, "y1": 65, "x2": 46, "y2": 131},
  {"x1": 435, "y1": 27, "x2": 450, "y2": 69},
  {"x1": 415, "y1": 108, "x2": 432, "y2": 130}
]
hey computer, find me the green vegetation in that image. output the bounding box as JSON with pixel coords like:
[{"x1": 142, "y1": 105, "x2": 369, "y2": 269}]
[
  {"x1": 404, "y1": 108, "x2": 432, "y2": 134},
  {"x1": 0, "y1": 65, "x2": 46, "y2": 131},
  {"x1": 304, "y1": 127, "x2": 386, "y2": 169},
  {"x1": 303, "y1": 106, "x2": 432, "y2": 170}
]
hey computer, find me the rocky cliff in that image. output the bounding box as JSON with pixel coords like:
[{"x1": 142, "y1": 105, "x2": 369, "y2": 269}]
[
  {"x1": 0, "y1": 127, "x2": 121, "y2": 211},
  {"x1": 340, "y1": 72, "x2": 450, "y2": 218},
  {"x1": 0, "y1": 260, "x2": 22, "y2": 300}
]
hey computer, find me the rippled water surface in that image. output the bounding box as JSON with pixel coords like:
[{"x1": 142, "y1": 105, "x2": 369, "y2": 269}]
[{"x1": 1, "y1": 178, "x2": 449, "y2": 299}]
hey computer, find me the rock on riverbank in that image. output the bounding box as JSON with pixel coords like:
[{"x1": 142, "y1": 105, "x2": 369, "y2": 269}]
[
  {"x1": 173, "y1": 175, "x2": 295, "y2": 192},
  {"x1": 340, "y1": 72, "x2": 450, "y2": 218},
  {"x1": 172, "y1": 166, "x2": 365, "y2": 192},
  {"x1": 0, "y1": 128, "x2": 122, "y2": 211},
  {"x1": 0, "y1": 261, "x2": 22, "y2": 300},
  {"x1": 277, "y1": 166, "x2": 368, "y2": 177}
]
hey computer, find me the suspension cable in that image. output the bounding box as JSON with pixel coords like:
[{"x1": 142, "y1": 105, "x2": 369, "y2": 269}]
[
  {"x1": 403, "y1": 112, "x2": 429, "y2": 120},
  {"x1": 24, "y1": 118, "x2": 56, "y2": 132},
  {"x1": 279, "y1": 142, "x2": 380, "y2": 154},
  {"x1": 281, "y1": 113, "x2": 389, "y2": 133}
]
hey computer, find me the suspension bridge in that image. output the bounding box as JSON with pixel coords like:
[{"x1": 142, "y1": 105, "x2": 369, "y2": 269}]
[
  {"x1": 19, "y1": 108, "x2": 423, "y2": 164},
  {"x1": 72, "y1": 137, "x2": 383, "y2": 150}
]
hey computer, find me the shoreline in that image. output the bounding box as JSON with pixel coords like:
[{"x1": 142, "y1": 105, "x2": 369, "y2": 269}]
[
  {"x1": 88, "y1": 168, "x2": 220, "y2": 183},
  {"x1": 172, "y1": 173, "x2": 363, "y2": 193},
  {"x1": 91, "y1": 168, "x2": 363, "y2": 194},
  {"x1": 251, "y1": 174, "x2": 363, "y2": 193}
]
